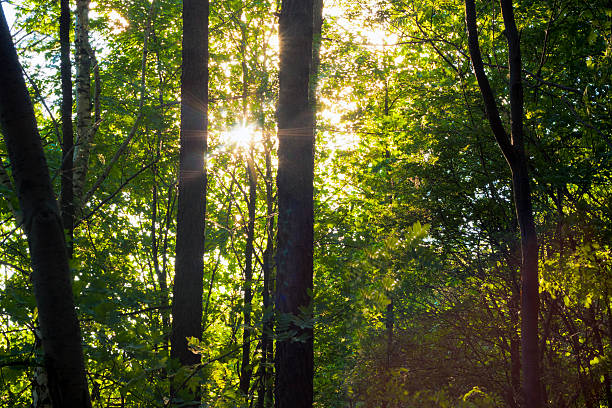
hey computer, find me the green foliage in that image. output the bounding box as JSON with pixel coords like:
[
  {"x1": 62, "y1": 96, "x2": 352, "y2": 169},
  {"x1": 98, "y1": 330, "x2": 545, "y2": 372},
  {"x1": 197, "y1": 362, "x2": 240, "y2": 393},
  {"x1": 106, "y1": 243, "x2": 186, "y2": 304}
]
[{"x1": 1, "y1": 0, "x2": 610, "y2": 406}]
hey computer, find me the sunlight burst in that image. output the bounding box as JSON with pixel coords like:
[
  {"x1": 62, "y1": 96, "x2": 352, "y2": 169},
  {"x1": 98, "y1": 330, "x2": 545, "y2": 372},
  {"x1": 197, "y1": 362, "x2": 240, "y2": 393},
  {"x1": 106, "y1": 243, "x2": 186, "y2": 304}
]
[{"x1": 224, "y1": 123, "x2": 260, "y2": 150}]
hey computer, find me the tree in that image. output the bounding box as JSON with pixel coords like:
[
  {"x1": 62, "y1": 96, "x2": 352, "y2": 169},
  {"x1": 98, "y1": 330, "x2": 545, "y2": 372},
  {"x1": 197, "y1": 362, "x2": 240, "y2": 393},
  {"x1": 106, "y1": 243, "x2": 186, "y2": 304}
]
[
  {"x1": 239, "y1": 153, "x2": 256, "y2": 400},
  {"x1": 170, "y1": 0, "x2": 208, "y2": 404},
  {"x1": 59, "y1": 0, "x2": 74, "y2": 258},
  {"x1": 464, "y1": 0, "x2": 541, "y2": 406},
  {"x1": 274, "y1": 0, "x2": 315, "y2": 407},
  {"x1": 238, "y1": 17, "x2": 256, "y2": 401},
  {"x1": 0, "y1": 5, "x2": 92, "y2": 407},
  {"x1": 258, "y1": 132, "x2": 276, "y2": 408},
  {"x1": 73, "y1": 0, "x2": 98, "y2": 208}
]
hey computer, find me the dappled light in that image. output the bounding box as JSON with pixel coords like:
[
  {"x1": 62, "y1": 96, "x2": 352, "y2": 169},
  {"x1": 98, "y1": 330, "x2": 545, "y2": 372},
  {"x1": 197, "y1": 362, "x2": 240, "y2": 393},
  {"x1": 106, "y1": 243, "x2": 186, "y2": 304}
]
[{"x1": 0, "y1": 0, "x2": 610, "y2": 407}]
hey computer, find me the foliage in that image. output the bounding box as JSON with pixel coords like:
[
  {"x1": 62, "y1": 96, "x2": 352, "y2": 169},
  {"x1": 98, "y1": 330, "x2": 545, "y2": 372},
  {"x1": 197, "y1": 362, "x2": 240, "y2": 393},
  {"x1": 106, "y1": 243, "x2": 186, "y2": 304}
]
[{"x1": 0, "y1": 0, "x2": 610, "y2": 406}]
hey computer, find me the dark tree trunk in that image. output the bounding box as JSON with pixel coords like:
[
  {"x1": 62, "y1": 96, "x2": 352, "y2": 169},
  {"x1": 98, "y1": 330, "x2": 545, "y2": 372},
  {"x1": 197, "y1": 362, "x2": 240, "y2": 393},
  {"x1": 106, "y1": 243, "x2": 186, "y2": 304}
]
[
  {"x1": 257, "y1": 130, "x2": 275, "y2": 408},
  {"x1": 154, "y1": 43, "x2": 170, "y2": 347},
  {"x1": 509, "y1": 287, "x2": 521, "y2": 408},
  {"x1": 603, "y1": 303, "x2": 612, "y2": 408},
  {"x1": 239, "y1": 20, "x2": 254, "y2": 400},
  {"x1": 240, "y1": 154, "x2": 257, "y2": 399},
  {"x1": 0, "y1": 7, "x2": 91, "y2": 407},
  {"x1": 274, "y1": 0, "x2": 315, "y2": 407},
  {"x1": 309, "y1": 0, "x2": 323, "y2": 109},
  {"x1": 464, "y1": 0, "x2": 541, "y2": 407},
  {"x1": 381, "y1": 299, "x2": 394, "y2": 408},
  {"x1": 59, "y1": 0, "x2": 74, "y2": 258},
  {"x1": 170, "y1": 0, "x2": 208, "y2": 404},
  {"x1": 385, "y1": 299, "x2": 394, "y2": 370}
]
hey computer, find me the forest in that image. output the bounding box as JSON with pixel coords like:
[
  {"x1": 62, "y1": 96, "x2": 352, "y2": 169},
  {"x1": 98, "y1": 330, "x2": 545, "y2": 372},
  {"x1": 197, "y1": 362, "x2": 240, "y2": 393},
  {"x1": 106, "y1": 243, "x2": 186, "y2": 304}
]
[{"x1": 0, "y1": 0, "x2": 610, "y2": 406}]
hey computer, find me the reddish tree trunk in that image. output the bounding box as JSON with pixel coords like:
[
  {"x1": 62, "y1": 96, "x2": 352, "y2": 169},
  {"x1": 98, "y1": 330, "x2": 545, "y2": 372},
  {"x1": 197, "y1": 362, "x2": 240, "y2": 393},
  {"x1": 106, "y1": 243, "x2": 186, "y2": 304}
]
[{"x1": 464, "y1": 0, "x2": 541, "y2": 406}]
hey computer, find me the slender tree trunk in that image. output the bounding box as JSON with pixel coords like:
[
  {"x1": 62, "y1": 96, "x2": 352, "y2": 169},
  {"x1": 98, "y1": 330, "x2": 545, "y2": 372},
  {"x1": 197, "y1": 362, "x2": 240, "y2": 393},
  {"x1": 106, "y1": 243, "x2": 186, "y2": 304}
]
[
  {"x1": 170, "y1": 0, "x2": 208, "y2": 404},
  {"x1": 381, "y1": 298, "x2": 394, "y2": 408},
  {"x1": 509, "y1": 286, "x2": 521, "y2": 408},
  {"x1": 151, "y1": 162, "x2": 169, "y2": 337},
  {"x1": 257, "y1": 129, "x2": 275, "y2": 408},
  {"x1": 499, "y1": 2, "x2": 541, "y2": 404},
  {"x1": 274, "y1": 1, "x2": 315, "y2": 407},
  {"x1": 59, "y1": 0, "x2": 74, "y2": 259},
  {"x1": 464, "y1": 0, "x2": 541, "y2": 406},
  {"x1": 512, "y1": 159, "x2": 541, "y2": 408},
  {"x1": 0, "y1": 7, "x2": 91, "y2": 407},
  {"x1": 240, "y1": 154, "x2": 257, "y2": 399},
  {"x1": 73, "y1": 0, "x2": 93, "y2": 207},
  {"x1": 154, "y1": 176, "x2": 169, "y2": 339},
  {"x1": 604, "y1": 289, "x2": 612, "y2": 408},
  {"x1": 239, "y1": 18, "x2": 254, "y2": 400},
  {"x1": 153, "y1": 40, "x2": 170, "y2": 344},
  {"x1": 385, "y1": 299, "x2": 394, "y2": 370}
]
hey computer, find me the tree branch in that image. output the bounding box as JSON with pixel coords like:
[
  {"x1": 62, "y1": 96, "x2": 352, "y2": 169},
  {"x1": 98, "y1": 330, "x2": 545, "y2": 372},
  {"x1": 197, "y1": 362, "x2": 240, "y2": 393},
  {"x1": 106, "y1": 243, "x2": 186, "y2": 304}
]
[
  {"x1": 464, "y1": 0, "x2": 515, "y2": 164},
  {"x1": 82, "y1": 0, "x2": 157, "y2": 204},
  {"x1": 76, "y1": 159, "x2": 158, "y2": 228}
]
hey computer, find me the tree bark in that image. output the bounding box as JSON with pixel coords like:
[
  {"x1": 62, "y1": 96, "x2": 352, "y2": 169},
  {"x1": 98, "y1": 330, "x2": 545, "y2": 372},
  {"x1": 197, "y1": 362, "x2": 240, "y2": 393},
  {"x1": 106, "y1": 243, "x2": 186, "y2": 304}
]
[
  {"x1": 309, "y1": 0, "x2": 323, "y2": 109},
  {"x1": 153, "y1": 50, "x2": 170, "y2": 345},
  {"x1": 170, "y1": 0, "x2": 208, "y2": 404},
  {"x1": 257, "y1": 127, "x2": 275, "y2": 408},
  {"x1": 240, "y1": 154, "x2": 257, "y2": 399},
  {"x1": 73, "y1": 0, "x2": 93, "y2": 207},
  {"x1": 274, "y1": 1, "x2": 315, "y2": 407},
  {"x1": 59, "y1": 0, "x2": 74, "y2": 258},
  {"x1": 0, "y1": 6, "x2": 91, "y2": 407},
  {"x1": 239, "y1": 18, "x2": 254, "y2": 400},
  {"x1": 509, "y1": 286, "x2": 521, "y2": 408},
  {"x1": 464, "y1": 1, "x2": 541, "y2": 407},
  {"x1": 0, "y1": 155, "x2": 19, "y2": 222}
]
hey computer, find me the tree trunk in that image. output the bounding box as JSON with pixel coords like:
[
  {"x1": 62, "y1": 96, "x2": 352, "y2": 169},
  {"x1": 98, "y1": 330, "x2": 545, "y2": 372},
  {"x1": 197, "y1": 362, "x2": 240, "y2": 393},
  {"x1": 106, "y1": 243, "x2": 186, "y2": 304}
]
[
  {"x1": 509, "y1": 286, "x2": 521, "y2": 408},
  {"x1": 239, "y1": 18, "x2": 254, "y2": 400},
  {"x1": 309, "y1": 0, "x2": 323, "y2": 109},
  {"x1": 32, "y1": 328, "x2": 52, "y2": 408},
  {"x1": 73, "y1": 0, "x2": 93, "y2": 207},
  {"x1": 464, "y1": 0, "x2": 541, "y2": 406},
  {"x1": 59, "y1": 0, "x2": 74, "y2": 259},
  {"x1": 170, "y1": 0, "x2": 208, "y2": 404},
  {"x1": 153, "y1": 51, "x2": 170, "y2": 345},
  {"x1": 0, "y1": 7, "x2": 91, "y2": 407},
  {"x1": 257, "y1": 128, "x2": 275, "y2": 408},
  {"x1": 385, "y1": 299, "x2": 394, "y2": 370},
  {"x1": 240, "y1": 154, "x2": 257, "y2": 400},
  {"x1": 274, "y1": 0, "x2": 315, "y2": 407},
  {"x1": 0, "y1": 155, "x2": 19, "y2": 222}
]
